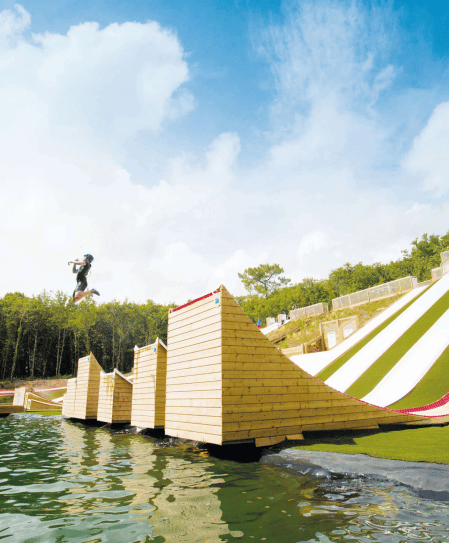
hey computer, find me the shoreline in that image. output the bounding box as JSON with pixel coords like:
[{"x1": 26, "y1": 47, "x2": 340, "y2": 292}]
[{"x1": 261, "y1": 448, "x2": 449, "y2": 502}]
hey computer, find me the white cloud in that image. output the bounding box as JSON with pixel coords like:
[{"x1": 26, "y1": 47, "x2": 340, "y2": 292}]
[
  {"x1": 0, "y1": 4, "x2": 30, "y2": 45},
  {"x1": 402, "y1": 101, "x2": 449, "y2": 196},
  {"x1": 258, "y1": 0, "x2": 396, "y2": 125},
  {"x1": 0, "y1": 2, "x2": 447, "y2": 308},
  {"x1": 297, "y1": 230, "x2": 336, "y2": 259}
]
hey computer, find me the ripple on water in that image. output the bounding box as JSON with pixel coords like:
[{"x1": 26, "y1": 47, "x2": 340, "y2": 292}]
[{"x1": 1, "y1": 415, "x2": 449, "y2": 543}]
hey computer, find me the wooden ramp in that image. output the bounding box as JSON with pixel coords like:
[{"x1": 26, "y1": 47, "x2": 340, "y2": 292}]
[
  {"x1": 0, "y1": 405, "x2": 24, "y2": 416},
  {"x1": 165, "y1": 286, "x2": 434, "y2": 447},
  {"x1": 63, "y1": 353, "x2": 103, "y2": 420},
  {"x1": 13, "y1": 387, "x2": 31, "y2": 407},
  {"x1": 97, "y1": 369, "x2": 133, "y2": 424},
  {"x1": 62, "y1": 378, "x2": 77, "y2": 418},
  {"x1": 13, "y1": 387, "x2": 58, "y2": 411},
  {"x1": 26, "y1": 398, "x2": 60, "y2": 411},
  {"x1": 131, "y1": 339, "x2": 167, "y2": 429}
]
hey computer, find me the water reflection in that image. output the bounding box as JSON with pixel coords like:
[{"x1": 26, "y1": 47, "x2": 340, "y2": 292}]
[{"x1": 0, "y1": 414, "x2": 449, "y2": 543}]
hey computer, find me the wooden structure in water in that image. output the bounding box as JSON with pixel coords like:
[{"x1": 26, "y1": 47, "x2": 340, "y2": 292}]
[
  {"x1": 165, "y1": 285, "x2": 432, "y2": 447},
  {"x1": 0, "y1": 405, "x2": 24, "y2": 416},
  {"x1": 62, "y1": 378, "x2": 77, "y2": 417},
  {"x1": 26, "y1": 397, "x2": 59, "y2": 410},
  {"x1": 97, "y1": 369, "x2": 133, "y2": 424},
  {"x1": 13, "y1": 387, "x2": 31, "y2": 407},
  {"x1": 131, "y1": 339, "x2": 167, "y2": 429},
  {"x1": 13, "y1": 387, "x2": 58, "y2": 411},
  {"x1": 63, "y1": 353, "x2": 103, "y2": 420}
]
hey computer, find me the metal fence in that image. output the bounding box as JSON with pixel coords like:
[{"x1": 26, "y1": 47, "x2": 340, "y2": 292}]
[
  {"x1": 289, "y1": 302, "x2": 329, "y2": 321},
  {"x1": 332, "y1": 275, "x2": 418, "y2": 310},
  {"x1": 442, "y1": 251, "x2": 449, "y2": 276}
]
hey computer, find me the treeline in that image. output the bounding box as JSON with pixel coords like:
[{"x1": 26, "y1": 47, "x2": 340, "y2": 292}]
[
  {"x1": 239, "y1": 232, "x2": 449, "y2": 323},
  {"x1": 1, "y1": 232, "x2": 447, "y2": 381},
  {"x1": 0, "y1": 291, "x2": 173, "y2": 381}
]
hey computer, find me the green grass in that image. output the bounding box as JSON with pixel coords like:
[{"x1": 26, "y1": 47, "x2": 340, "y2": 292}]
[
  {"x1": 347, "y1": 290, "x2": 449, "y2": 398},
  {"x1": 271, "y1": 295, "x2": 404, "y2": 349},
  {"x1": 39, "y1": 389, "x2": 66, "y2": 400},
  {"x1": 317, "y1": 289, "x2": 430, "y2": 382},
  {"x1": 388, "y1": 346, "x2": 449, "y2": 410},
  {"x1": 294, "y1": 425, "x2": 449, "y2": 464},
  {"x1": 0, "y1": 395, "x2": 13, "y2": 405}
]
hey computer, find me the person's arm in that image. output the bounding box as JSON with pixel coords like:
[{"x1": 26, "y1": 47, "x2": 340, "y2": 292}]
[{"x1": 68, "y1": 258, "x2": 84, "y2": 273}]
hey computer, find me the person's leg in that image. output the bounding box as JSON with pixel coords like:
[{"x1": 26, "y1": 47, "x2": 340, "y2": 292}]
[
  {"x1": 73, "y1": 290, "x2": 89, "y2": 303},
  {"x1": 73, "y1": 289, "x2": 100, "y2": 303}
]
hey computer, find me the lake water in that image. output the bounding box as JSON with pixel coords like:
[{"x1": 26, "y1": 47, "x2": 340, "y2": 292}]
[{"x1": 1, "y1": 414, "x2": 449, "y2": 543}]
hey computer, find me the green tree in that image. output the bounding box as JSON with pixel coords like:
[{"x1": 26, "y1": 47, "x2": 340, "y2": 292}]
[{"x1": 238, "y1": 264, "x2": 291, "y2": 298}]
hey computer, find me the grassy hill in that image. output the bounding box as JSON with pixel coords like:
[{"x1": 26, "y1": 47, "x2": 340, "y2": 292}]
[{"x1": 267, "y1": 294, "x2": 405, "y2": 349}]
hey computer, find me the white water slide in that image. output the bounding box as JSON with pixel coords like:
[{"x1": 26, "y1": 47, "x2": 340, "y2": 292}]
[
  {"x1": 261, "y1": 322, "x2": 282, "y2": 335},
  {"x1": 325, "y1": 273, "x2": 449, "y2": 393},
  {"x1": 362, "y1": 308, "x2": 449, "y2": 407},
  {"x1": 289, "y1": 286, "x2": 426, "y2": 376}
]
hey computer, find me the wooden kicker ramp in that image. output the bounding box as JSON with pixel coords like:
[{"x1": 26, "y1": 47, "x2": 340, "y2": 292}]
[
  {"x1": 165, "y1": 285, "x2": 442, "y2": 447},
  {"x1": 63, "y1": 339, "x2": 168, "y2": 428},
  {"x1": 62, "y1": 353, "x2": 103, "y2": 420},
  {"x1": 13, "y1": 387, "x2": 59, "y2": 411},
  {"x1": 97, "y1": 369, "x2": 133, "y2": 424},
  {"x1": 131, "y1": 339, "x2": 167, "y2": 429}
]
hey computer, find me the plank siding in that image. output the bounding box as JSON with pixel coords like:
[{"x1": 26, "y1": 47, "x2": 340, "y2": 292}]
[
  {"x1": 26, "y1": 398, "x2": 59, "y2": 410},
  {"x1": 165, "y1": 294, "x2": 223, "y2": 443},
  {"x1": 97, "y1": 370, "x2": 133, "y2": 424},
  {"x1": 24, "y1": 392, "x2": 56, "y2": 410},
  {"x1": 14, "y1": 387, "x2": 57, "y2": 411},
  {"x1": 12, "y1": 387, "x2": 31, "y2": 407},
  {"x1": 72, "y1": 353, "x2": 103, "y2": 420},
  {"x1": 163, "y1": 286, "x2": 430, "y2": 446},
  {"x1": 130, "y1": 339, "x2": 167, "y2": 429},
  {"x1": 62, "y1": 378, "x2": 77, "y2": 417},
  {"x1": 219, "y1": 287, "x2": 427, "y2": 444}
]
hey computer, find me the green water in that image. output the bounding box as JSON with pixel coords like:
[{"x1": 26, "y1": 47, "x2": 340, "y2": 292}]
[{"x1": 1, "y1": 415, "x2": 449, "y2": 542}]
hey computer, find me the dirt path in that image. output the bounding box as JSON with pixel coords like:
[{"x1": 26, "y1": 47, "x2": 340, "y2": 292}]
[{"x1": 0, "y1": 378, "x2": 68, "y2": 391}]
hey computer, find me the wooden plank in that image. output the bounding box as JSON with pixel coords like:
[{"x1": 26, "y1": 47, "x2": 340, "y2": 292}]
[
  {"x1": 168, "y1": 319, "x2": 222, "y2": 342},
  {"x1": 0, "y1": 405, "x2": 25, "y2": 414},
  {"x1": 255, "y1": 436, "x2": 285, "y2": 447},
  {"x1": 169, "y1": 297, "x2": 217, "y2": 320}
]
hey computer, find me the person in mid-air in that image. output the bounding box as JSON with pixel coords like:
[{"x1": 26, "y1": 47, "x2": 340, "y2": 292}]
[{"x1": 68, "y1": 254, "x2": 100, "y2": 303}]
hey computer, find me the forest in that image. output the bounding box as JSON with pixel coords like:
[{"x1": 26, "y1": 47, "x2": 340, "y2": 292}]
[{"x1": 0, "y1": 232, "x2": 447, "y2": 381}]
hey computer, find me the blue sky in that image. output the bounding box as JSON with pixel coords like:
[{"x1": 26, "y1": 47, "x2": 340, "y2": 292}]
[{"x1": 0, "y1": 0, "x2": 448, "y2": 303}]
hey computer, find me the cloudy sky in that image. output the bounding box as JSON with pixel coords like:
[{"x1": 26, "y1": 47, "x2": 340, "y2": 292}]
[{"x1": 0, "y1": 0, "x2": 448, "y2": 305}]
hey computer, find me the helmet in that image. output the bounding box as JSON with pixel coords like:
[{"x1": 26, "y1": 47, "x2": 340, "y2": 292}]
[{"x1": 84, "y1": 254, "x2": 94, "y2": 263}]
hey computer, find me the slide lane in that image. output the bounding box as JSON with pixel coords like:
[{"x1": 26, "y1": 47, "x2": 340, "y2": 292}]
[
  {"x1": 325, "y1": 274, "x2": 449, "y2": 393},
  {"x1": 289, "y1": 286, "x2": 426, "y2": 376},
  {"x1": 261, "y1": 322, "x2": 282, "y2": 335},
  {"x1": 362, "y1": 308, "x2": 449, "y2": 407}
]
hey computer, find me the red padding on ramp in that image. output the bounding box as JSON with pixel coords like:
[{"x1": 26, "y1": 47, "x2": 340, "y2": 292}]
[
  {"x1": 396, "y1": 392, "x2": 449, "y2": 413},
  {"x1": 171, "y1": 288, "x2": 220, "y2": 312}
]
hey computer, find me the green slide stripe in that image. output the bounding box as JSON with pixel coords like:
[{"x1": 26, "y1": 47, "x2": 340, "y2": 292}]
[
  {"x1": 317, "y1": 287, "x2": 429, "y2": 382},
  {"x1": 388, "y1": 346, "x2": 449, "y2": 410},
  {"x1": 346, "y1": 290, "x2": 449, "y2": 398}
]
